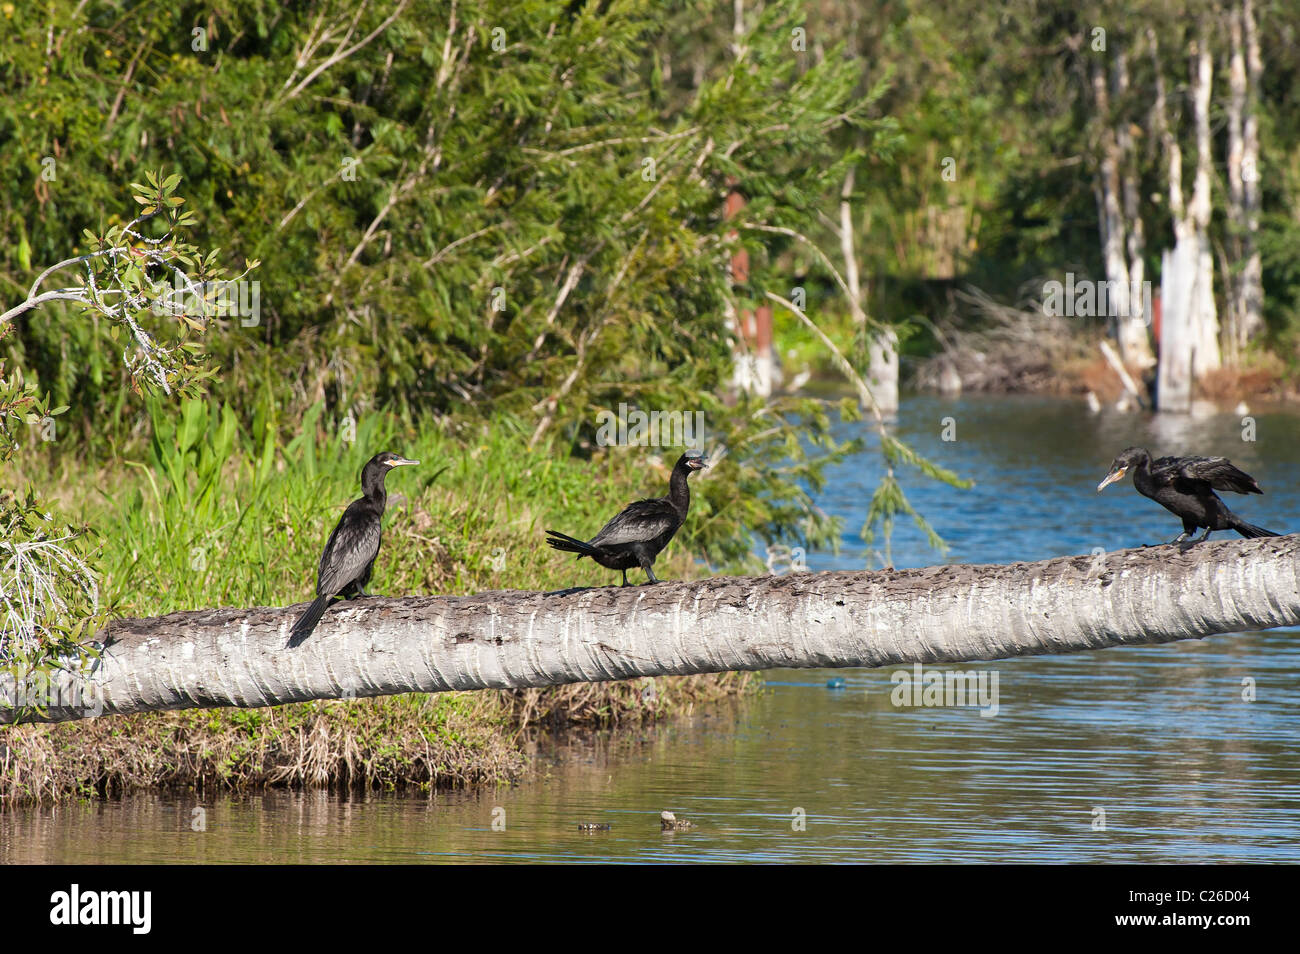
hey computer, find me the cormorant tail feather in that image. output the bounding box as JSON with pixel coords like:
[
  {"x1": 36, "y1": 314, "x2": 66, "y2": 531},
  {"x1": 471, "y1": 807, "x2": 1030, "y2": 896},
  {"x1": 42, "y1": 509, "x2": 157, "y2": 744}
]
[
  {"x1": 1233, "y1": 520, "x2": 1280, "y2": 539},
  {"x1": 288, "y1": 595, "x2": 331, "y2": 647},
  {"x1": 546, "y1": 530, "x2": 595, "y2": 559}
]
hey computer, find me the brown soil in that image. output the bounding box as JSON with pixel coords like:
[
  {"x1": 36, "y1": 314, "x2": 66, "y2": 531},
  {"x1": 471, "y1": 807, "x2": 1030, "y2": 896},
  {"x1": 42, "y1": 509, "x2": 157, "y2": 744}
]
[{"x1": 1196, "y1": 353, "x2": 1294, "y2": 402}]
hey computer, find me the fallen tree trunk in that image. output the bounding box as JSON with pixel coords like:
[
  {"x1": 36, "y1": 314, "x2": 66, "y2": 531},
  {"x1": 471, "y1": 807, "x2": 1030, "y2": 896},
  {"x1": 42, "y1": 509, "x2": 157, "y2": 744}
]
[{"x1": 4, "y1": 535, "x2": 1298, "y2": 725}]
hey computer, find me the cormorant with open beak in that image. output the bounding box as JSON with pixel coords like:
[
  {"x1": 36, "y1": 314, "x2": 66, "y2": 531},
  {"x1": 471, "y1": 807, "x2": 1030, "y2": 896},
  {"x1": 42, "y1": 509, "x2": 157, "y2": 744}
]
[
  {"x1": 288, "y1": 452, "x2": 419, "y2": 646},
  {"x1": 1097, "y1": 446, "x2": 1278, "y2": 544}
]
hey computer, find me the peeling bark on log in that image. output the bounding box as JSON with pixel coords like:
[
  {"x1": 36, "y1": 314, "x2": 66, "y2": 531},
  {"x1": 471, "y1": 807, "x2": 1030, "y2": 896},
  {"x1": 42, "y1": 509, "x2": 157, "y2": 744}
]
[{"x1": 4, "y1": 536, "x2": 1298, "y2": 725}]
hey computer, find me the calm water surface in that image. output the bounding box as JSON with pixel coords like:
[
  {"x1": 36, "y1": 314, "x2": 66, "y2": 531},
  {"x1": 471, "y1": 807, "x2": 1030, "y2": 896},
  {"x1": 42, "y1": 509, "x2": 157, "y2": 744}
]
[{"x1": 3, "y1": 395, "x2": 1298, "y2": 863}]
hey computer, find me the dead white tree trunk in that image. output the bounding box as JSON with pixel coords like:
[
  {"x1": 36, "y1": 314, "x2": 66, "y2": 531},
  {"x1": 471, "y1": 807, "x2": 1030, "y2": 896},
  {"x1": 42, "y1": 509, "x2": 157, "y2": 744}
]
[
  {"x1": 1224, "y1": 4, "x2": 1246, "y2": 364},
  {"x1": 1224, "y1": 0, "x2": 1265, "y2": 357},
  {"x1": 1152, "y1": 30, "x2": 1188, "y2": 412},
  {"x1": 1116, "y1": 48, "x2": 1153, "y2": 371},
  {"x1": 1091, "y1": 60, "x2": 1132, "y2": 337},
  {"x1": 1242, "y1": 0, "x2": 1263, "y2": 345},
  {"x1": 865, "y1": 331, "x2": 900, "y2": 414},
  {"x1": 839, "y1": 168, "x2": 899, "y2": 413},
  {"x1": 4, "y1": 535, "x2": 1297, "y2": 725},
  {"x1": 1241, "y1": 0, "x2": 1264, "y2": 345},
  {"x1": 1160, "y1": 244, "x2": 1194, "y2": 411},
  {"x1": 1091, "y1": 49, "x2": 1154, "y2": 372},
  {"x1": 1151, "y1": 27, "x2": 1221, "y2": 410},
  {"x1": 1189, "y1": 29, "x2": 1222, "y2": 378}
]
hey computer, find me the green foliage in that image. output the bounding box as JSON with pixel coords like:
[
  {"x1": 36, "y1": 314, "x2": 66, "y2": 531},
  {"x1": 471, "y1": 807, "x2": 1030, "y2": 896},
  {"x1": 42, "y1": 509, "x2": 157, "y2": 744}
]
[
  {"x1": 0, "y1": 487, "x2": 105, "y2": 686},
  {"x1": 5, "y1": 172, "x2": 254, "y2": 399},
  {"x1": 0, "y1": 358, "x2": 66, "y2": 462},
  {"x1": 0, "y1": 0, "x2": 1113, "y2": 686},
  {"x1": 2, "y1": 1, "x2": 878, "y2": 434},
  {"x1": 862, "y1": 434, "x2": 974, "y2": 565},
  {"x1": 145, "y1": 397, "x2": 238, "y2": 518},
  {"x1": 0, "y1": 1, "x2": 912, "y2": 599},
  {"x1": 0, "y1": 168, "x2": 249, "y2": 678}
]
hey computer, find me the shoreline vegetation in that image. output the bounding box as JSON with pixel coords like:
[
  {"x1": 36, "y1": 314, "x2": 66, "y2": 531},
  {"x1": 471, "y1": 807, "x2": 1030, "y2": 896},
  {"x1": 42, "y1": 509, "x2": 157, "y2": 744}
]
[{"x1": 0, "y1": 414, "x2": 761, "y2": 806}]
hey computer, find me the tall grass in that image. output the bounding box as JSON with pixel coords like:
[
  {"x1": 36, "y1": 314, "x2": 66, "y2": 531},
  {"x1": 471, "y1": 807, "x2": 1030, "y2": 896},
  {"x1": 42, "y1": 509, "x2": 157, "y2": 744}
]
[{"x1": 86, "y1": 398, "x2": 714, "y2": 619}]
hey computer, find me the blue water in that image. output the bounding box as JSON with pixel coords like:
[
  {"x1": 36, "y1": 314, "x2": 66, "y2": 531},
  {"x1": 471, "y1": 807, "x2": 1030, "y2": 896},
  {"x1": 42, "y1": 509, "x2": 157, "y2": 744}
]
[{"x1": 816, "y1": 394, "x2": 1299, "y2": 568}]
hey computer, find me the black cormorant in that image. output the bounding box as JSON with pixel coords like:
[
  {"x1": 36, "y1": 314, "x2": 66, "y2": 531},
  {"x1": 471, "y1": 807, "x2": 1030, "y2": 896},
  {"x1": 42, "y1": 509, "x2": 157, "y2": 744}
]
[
  {"x1": 546, "y1": 452, "x2": 707, "y2": 585},
  {"x1": 1097, "y1": 446, "x2": 1279, "y2": 544},
  {"x1": 288, "y1": 452, "x2": 419, "y2": 646}
]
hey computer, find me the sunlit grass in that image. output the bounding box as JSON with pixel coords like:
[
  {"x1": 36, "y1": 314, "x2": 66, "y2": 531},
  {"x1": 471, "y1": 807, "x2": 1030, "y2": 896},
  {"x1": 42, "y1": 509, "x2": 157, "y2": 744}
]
[{"x1": 38, "y1": 402, "x2": 715, "y2": 620}]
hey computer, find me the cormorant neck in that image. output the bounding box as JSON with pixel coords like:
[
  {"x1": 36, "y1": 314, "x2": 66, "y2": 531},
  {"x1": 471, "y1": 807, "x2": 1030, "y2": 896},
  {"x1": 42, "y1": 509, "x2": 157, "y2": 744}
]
[
  {"x1": 361, "y1": 468, "x2": 389, "y2": 506},
  {"x1": 1127, "y1": 450, "x2": 1155, "y2": 490},
  {"x1": 668, "y1": 462, "x2": 691, "y2": 514}
]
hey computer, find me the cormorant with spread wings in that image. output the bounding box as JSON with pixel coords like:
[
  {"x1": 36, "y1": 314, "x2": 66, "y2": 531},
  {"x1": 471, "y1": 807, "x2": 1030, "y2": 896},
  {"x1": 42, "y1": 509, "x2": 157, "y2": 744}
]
[{"x1": 1097, "y1": 446, "x2": 1279, "y2": 544}]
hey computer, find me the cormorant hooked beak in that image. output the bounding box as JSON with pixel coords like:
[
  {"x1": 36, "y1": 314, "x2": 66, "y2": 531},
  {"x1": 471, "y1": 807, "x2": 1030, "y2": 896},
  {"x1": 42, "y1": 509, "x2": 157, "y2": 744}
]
[
  {"x1": 1096, "y1": 467, "x2": 1127, "y2": 493},
  {"x1": 686, "y1": 455, "x2": 708, "y2": 471},
  {"x1": 386, "y1": 457, "x2": 420, "y2": 468}
]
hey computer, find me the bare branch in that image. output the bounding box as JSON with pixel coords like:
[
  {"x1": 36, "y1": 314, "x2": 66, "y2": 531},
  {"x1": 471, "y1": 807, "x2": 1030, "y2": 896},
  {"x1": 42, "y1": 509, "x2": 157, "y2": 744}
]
[{"x1": 278, "y1": 0, "x2": 410, "y2": 105}]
